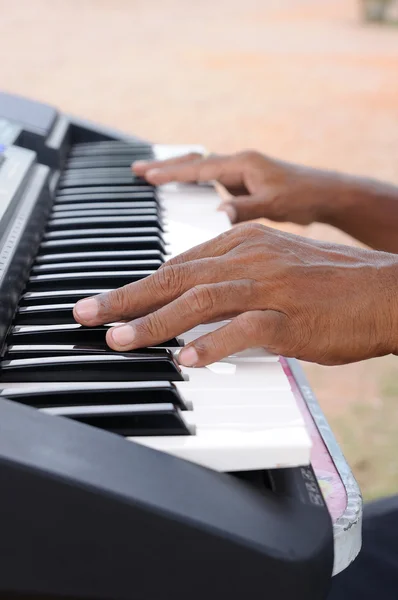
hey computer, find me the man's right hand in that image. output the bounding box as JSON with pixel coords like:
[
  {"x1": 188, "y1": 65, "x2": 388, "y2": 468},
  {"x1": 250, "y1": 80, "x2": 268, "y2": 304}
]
[{"x1": 132, "y1": 150, "x2": 341, "y2": 226}]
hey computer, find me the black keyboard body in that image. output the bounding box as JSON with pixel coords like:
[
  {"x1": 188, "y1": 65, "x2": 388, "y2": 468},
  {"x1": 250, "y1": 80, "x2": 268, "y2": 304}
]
[{"x1": 0, "y1": 90, "x2": 334, "y2": 600}]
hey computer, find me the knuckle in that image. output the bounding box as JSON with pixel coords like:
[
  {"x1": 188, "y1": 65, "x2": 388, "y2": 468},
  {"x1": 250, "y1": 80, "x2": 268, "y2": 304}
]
[
  {"x1": 239, "y1": 149, "x2": 260, "y2": 163},
  {"x1": 134, "y1": 313, "x2": 163, "y2": 340},
  {"x1": 192, "y1": 338, "x2": 210, "y2": 358},
  {"x1": 238, "y1": 222, "x2": 265, "y2": 239},
  {"x1": 193, "y1": 333, "x2": 221, "y2": 362},
  {"x1": 267, "y1": 194, "x2": 291, "y2": 221},
  {"x1": 153, "y1": 265, "x2": 182, "y2": 296},
  {"x1": 100, "y1": 285, "x2": 131, "y2": 317},
  {"x1": 269, "y1": 316, "x2": 300, "y2": 355},
  {"x1": 185, "y1": 285, "x2": 216, "y2": 316},
  {"x1": 235, "y1": 312, "x2": 261, "y2": 341}
]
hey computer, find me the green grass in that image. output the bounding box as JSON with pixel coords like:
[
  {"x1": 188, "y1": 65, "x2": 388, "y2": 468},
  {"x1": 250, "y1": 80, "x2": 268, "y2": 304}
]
[{"x1": 329, "y1": 368, "x2": 398, "y2": 501}]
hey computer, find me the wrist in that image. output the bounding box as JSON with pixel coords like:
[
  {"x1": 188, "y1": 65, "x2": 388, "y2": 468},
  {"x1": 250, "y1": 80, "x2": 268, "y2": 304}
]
[
  {"x1": 314, "y1": 172, "x2": 365, "y2": 225},
  {"x1": 319, "y1": 173, "x2": 398, "y2": 230},
  {"x1": 375, "y1": 254, "x2": 398, "y2": 357}
]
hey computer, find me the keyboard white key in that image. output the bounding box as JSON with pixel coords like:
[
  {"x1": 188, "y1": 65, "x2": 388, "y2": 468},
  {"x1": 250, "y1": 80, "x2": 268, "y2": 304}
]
[
  {"x1": 131, "y1": 426, "x2": 310, "y2": 472},
  {"x1": 145, "y1": 144, "x2": 312, "y2": 471},
  {"x1": 180, "y1": 360, "x2": 290, "y2": 390}
]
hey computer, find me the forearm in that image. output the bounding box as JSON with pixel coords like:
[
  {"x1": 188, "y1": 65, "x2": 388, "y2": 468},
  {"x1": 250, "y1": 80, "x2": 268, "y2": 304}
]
[{"x1": 321, "y1": 174, "x2": 398, "y2": 253}]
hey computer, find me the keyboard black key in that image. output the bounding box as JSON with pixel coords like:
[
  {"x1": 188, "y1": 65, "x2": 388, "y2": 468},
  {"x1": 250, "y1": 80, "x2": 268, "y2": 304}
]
[
  {"x1": 47, "y1": 216, "x2": 162, "y2": 230},
  {"x1": 70, "y1": 141, "x2": 152, "y2": 150},
  {"x1": 43, "y1": 227, "x2": 163, "y2": 239},
  {"x1": 0, "y1": 381, "x2": 188, "y2": 409},
  {"x1": 16, "y1": 304, "x2": 76, "y2": 324},
  {"x1": 9, "y1": 324, "x2": 181, "y2": 346},
  {"x1": 59, "y1": 176, "x2": 146, "y2": 188},
  {"x1": 66, "y1": 151, "x2": 153, "y2": 162},
  {"x1": 0, "y1": 354, "x2": 184, "y2": 382},
  {"x1": 35, "y1": 250, "x2": 164, "y2": 264},
  {"x1": 50, "y1": 208, "x2": 159, "y2": 218},
  {"x1": 19, "y1": 290, "x2": 112, "y2": 306},
  {"x1": 41, "y1": 403, "x2": 191, "y2": 437},
  {"x1": 6, "y1": 344, "x2": 180, "y2": 359},
  {"x1": 32, "y1": 260, "x2": 162, "y2": 274},
  {"x1": 60, "y1": 167, "x2": 138, "y2": 185},
  {"x1": 55, "y1": 187, "x2": 155, "y2": 197},
  {"x1": 40, "y1": 237, "x2": 166, "y2": 253},
  {"x1": 69, "y1": 144, "x2": 152, "y2": 158},
  {"x1": 62, "y1": 167, "x2": 138, "y2": 178},
  {"x1": 28, "y1": 270, "x2": 154, "y2": 291},
  {"x1": 67, "y1": 156, "x2": 148, "y2": 169},
  {"x1": 52, "y1": 201, "x2": 158, "y2": 211}
]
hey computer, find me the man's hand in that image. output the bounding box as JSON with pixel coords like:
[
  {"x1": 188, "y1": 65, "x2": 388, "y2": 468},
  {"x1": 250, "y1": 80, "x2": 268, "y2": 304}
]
[
  {"x1": 132, "y1": 150, "x2": 339, "y2": 226},
  {"x1": 73, "y1": 223, "x2": 398, "y2": 367},
  {"x1": 133, "y1": 150, "x2": 398, "y2": 254}
]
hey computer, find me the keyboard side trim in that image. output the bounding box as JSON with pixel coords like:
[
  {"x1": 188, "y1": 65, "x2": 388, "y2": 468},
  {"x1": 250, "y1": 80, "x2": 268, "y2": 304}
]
[
  {"x1": 287, "y1": 358, "x2": 362, "y2": 575},
  {"x1": 0, "y1": 163, "x2": 52, "y2": 353}
]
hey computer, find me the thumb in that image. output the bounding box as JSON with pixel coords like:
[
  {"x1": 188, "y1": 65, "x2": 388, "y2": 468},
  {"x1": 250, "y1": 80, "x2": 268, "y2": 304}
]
[
  {"x1": 178, "y1": 309, "x2": 291, "y2": 367},
  {"x1": 218, "y1": 194, "x2": 268, "y2": 224}
]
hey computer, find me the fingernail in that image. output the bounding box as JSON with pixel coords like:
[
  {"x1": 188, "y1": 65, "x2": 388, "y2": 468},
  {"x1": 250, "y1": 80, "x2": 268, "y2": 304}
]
[
  {"x1": 218, "y1": 203, "x2": 237, "y2": 223},
  {"x1": 132, "y1": 160, "x2": 148, "y2": 169},
  {"x1": 146, "y1": 168, "x2": 160, "y2": 179},
  {"x1": 111, "y1": 324, "x2": 136, "y2": 347},
  {"x1": 74, "y1": 298, "x2": 98, "y2": 321},
  {"x1": 179, "y1": 346, "x2": 199, "y2": 367}
]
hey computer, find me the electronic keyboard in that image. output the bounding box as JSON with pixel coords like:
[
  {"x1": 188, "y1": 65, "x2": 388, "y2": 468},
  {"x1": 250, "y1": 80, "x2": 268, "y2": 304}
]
[{"x1": 0, "y1": 90, "x2": 338, "y2": 599}]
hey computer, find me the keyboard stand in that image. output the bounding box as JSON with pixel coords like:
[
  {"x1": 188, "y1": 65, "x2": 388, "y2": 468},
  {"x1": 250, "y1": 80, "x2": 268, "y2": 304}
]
[{"x1": 286, "y1": 358, "x2": 362, "y2": 575}]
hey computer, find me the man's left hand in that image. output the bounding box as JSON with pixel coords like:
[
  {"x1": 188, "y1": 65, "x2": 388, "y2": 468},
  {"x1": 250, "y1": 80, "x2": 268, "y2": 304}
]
[{"x1": 73, "y1": 223, "x2": 398, "y2": 367}]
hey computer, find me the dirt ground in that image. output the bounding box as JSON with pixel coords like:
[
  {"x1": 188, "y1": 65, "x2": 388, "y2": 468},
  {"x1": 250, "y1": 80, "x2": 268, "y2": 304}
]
[{"x1": 1, "y1": 0, "x2": 398, "y2": 499}]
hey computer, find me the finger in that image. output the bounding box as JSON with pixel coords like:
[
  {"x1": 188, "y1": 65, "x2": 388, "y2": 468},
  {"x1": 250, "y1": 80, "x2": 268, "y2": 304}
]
[
  {"x1": 178, "y1": 310, "x2": 289, "y2": 366},
  {"x1": 132, "y1": 152, "x2": 203, "y2": 176},
  {"x1": 105, "y1": 281, "x2": 255, "y2": 351},
  {"x1": 73, "y1": 257, "x2": 236, "y2": 326},
  {"x1": 142, "y1": 154, "x2": 233, "y2": 186},
  {"x1": 164, "y1": 228, "x2": 241, "y2": 268},
  {"x1": 218, "y1": 193, "x2": 267, "y2": 224}
]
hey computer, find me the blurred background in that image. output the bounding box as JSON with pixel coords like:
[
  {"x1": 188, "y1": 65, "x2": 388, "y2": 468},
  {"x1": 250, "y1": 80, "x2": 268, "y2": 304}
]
[{"x1": 1, "y1": 0, "x2": 397, "y2": 500}]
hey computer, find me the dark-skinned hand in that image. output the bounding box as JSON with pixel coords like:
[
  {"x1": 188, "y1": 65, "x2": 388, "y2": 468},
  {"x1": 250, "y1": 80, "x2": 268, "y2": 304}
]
[
  {"x1": 132, "y1": 150, "x2": 398, "y2": 254},
  {"x1": 132, "y1": 150, "x2": 341, "y2": 226},
  {"x1": 73, "y1": 223, "x2": 398, "y2": 367}
]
